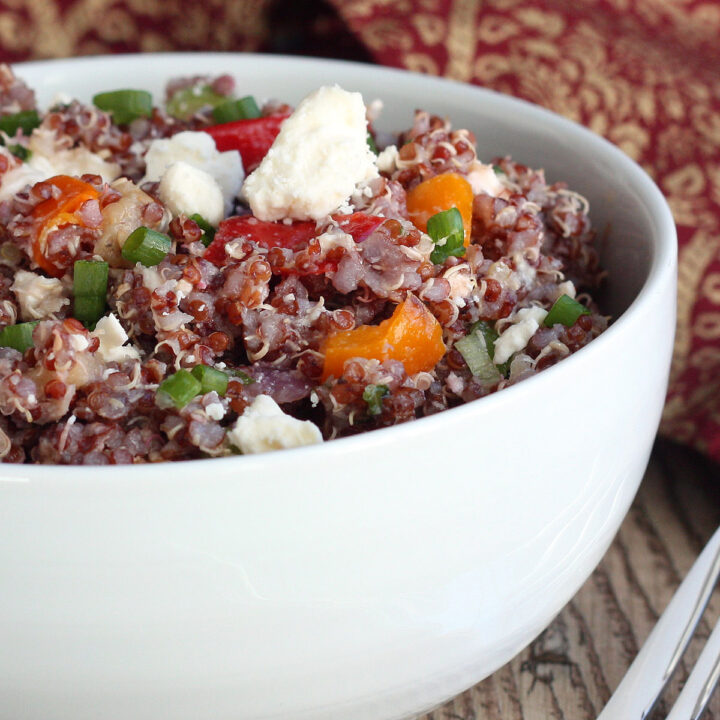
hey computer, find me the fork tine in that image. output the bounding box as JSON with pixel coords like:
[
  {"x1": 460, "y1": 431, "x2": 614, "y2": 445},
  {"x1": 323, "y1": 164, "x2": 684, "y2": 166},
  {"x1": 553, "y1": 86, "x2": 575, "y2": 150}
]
[
  {"x1": 666, "y1": 616, "x2": 720, "y2": 720},
  {"x1": 596, "y1": 525, "x2": 720, "y2": 720}
]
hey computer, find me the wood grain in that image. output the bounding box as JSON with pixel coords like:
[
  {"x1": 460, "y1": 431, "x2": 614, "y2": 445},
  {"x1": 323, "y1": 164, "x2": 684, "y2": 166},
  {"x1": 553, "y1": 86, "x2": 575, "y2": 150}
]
[{"x1": 420, "y1": 440, "x2": 720, "y2": 720}]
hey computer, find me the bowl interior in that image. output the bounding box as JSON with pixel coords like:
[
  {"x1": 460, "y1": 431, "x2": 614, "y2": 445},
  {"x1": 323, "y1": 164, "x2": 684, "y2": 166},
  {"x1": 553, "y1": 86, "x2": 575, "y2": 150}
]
[{"x1": 18, "y1": 53, "x2": 671, "y2": 322}]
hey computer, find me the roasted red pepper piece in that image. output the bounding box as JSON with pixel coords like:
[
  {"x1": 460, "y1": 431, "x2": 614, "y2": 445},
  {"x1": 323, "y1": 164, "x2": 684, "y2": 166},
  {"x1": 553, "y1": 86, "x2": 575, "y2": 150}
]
[
  {"x1": 205, "y1": 212, "x2": 385, "y2": 272},
  {"x1": 202, "y1": 114, "x2": 288, "y2": 172},
  {"x1": 204, "y1": 216, "x2": 316, "y2": 266},
  {"x1": 335, "y1": 212, "x2": 384, "y2": 242}
]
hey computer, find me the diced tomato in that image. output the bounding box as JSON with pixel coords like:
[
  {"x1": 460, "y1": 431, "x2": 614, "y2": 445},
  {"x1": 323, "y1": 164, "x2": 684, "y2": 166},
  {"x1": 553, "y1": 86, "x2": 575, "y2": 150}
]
[
  {"x1": 204, "y1": 216, "x2": 316, "y2": 266},
  {"x1": 202, "y1": 114, "x2": 289, "y2": 172},
  {"x1": 205, "y1": 212, "x2": 386, "y2": 273},
  {"x1": 335, "y1": 212, "x2": 383, "y2": 242},
  {"x1": 31, "y1": 175, "x2": 101, "y2": 277}
]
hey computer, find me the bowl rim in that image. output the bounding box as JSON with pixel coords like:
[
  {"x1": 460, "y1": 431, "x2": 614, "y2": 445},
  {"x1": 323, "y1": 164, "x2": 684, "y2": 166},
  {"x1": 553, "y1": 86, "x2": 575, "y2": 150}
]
[{"x1": 1, "y1": 52, "x2": 678, "y2": 479}]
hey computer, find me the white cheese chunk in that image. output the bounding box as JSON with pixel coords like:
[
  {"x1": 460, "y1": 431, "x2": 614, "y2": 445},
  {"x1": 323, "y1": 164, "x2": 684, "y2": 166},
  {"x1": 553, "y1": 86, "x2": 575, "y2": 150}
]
[
  {"x1": 317, "y1": 230, "x2": 355, "y2": 254},
  {"x1": 143, "y1": 131, "x2": 244, "y2": 215},
  {"x1": 493, "y1": 306, "x2": 548, "y2": 365},
  {"x1": 244, "y1": 85, "x2": 379, "y2": 222},
  {"x1": 205, "y1": 402, "x2": 225, "y2": 421},
  {"x1": 10, "y1": 270, "x2": 69, "y2": 320},
  {"x1": 466, "y1": 160, "x2": 506, "y2": 197},
  {"x1": 553, "y1": 280, "x2": 577, "y2": 300},
  {"x1": 91, "y1": 313, "x2": 141, "y2": 364},
  {"x1": 513, "y1": 255, "x2": 537, "y2": 288},
  {"x1": 69, "y1": 333, "x2": 89, "y2": 352},
  {"x1": 158, "y1": 161, "x2": 224, "y2": 226},
  {"x1": 227, "y1": 394, "x2": 323, "y2": 454},
  {"x1": 375, "y1": 144, "x2": 399, "y2": 174},
  {"x1": 140, "y1": 266, "x2": 165, "y2": 293}
]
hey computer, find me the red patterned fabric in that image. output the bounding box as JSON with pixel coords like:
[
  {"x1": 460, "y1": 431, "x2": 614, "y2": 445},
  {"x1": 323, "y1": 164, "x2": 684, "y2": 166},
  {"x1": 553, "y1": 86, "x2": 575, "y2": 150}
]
[{"x1": 0, "y1": 0, "x2": 718, "y2": 458}]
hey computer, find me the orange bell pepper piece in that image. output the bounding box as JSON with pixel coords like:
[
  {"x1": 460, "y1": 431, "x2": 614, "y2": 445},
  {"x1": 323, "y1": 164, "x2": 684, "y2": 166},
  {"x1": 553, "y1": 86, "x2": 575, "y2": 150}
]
[
  {"x1": 31, "y1": 175, "x2": 101, "y2": 277},
  {"x1": 322, "y1": 295, "x2": 446, "y2": 381},
  {"x1": 405, "y1": 172, "x2": 473, "y2": 246}
]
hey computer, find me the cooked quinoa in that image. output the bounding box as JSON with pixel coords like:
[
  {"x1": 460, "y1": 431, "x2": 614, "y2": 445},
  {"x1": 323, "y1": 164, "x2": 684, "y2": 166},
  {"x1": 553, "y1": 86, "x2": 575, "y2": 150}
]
[{"x1": 0, "y1": 66, "x2": 607, "y2": 464}]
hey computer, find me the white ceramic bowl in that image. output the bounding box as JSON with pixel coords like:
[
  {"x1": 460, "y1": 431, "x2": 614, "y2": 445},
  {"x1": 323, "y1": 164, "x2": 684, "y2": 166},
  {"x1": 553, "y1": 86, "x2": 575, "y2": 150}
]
[{"x1": 0, "y1": 54, "x2": 676, "y2": 720}]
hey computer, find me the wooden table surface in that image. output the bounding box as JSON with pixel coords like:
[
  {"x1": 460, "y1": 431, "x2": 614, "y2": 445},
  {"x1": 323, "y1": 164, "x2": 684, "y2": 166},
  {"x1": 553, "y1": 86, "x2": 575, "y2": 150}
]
[{"x1": 421, "y1": 439, "x2": 720, "y2": 720}]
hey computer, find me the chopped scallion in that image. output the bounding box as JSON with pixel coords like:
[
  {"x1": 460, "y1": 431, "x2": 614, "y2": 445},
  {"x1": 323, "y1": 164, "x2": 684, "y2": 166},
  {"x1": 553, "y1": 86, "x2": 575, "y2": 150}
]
[
  {"x1": 212, "y1": 95, "x2": 261, "y2": 124},
  {"x1": 122, "y1": 226, "x2": 172, "y2": 266},
  {"x1": 73, "y1": 260, "x2": 109, "y2": 328},
  {"x1": 73, "y1": 260, "x2": 108, "y2": 297},
  {"x1": 427, "y1": 207, "x2": 466, "y2": 264},
  {"x1": 231, "y1": 369, "x2": 255, "y2": 385},
  {"x1": 470, "y1": 319, "x2": 510, "y2": 377},
  {"x1": 492, "y1": 164, "x2": 505, "y2": 175},
  {"x1": 166, "y1": 85, "x2": 229, "y2": 121},
  {"x1": 0, "y1": 110, "x2": 40, "y2": 137},
  {"x1": 92, "y1": 90, "x2": 153, "y2": 125},
  {"x1": 544, "y1": 294, "x2": 591, "y2": 328},
  {"x1": 363, "y1": 384, "x2": 389, "y2": 416},
  {"x1": 189, "y1": 213, "x2": 216, "y2": 247},
  {"x1": 8, "y1": 144, "x2": 30, "y2": 161},
  {"x1": 455, "y1": 330, "x2": 501, "y2": 385},
  {"x1": 0, "y1": 321, "x2": 38, "y2": 352},
  {"x1": 191, "y1": 364, "x2": 229, "y2": 396},
  {"x1": 157, "y1": 370, "x2": 202, "y2": 409},
  {"x1": 367, "y1": 132, "x2": 378, "y2": 155},
  {"x1": 73, "y1": 296, "x2": 106, "y2": 330}
]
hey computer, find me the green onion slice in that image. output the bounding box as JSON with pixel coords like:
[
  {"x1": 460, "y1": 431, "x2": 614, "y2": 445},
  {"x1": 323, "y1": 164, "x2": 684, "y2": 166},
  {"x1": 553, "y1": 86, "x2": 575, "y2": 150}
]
[
  {"x1": 8, "y1": 144, "x2": 30, "y2": 161},
  {"x1": 189, "y1": 213, "x2": 216, "y2": 247},
  {"x1": 212, "y1": 95, "x2": 261, "y2": 124},
  {"x1": 73, "y1": 296, "x2": 106, "y2": 330},
  {"x1": 366, "y1": 132, "x2": 378, "y2": 155},
  {"x1": 0, "y1": 110, "x2": 40, "y2": 137},
  {"x1": 544, "y1": 294, "x2": 591, "y2": 328},
  {"x1": 363, "y1": 384, "x2": 389, "y2": 416},
  {"x1": 428, "y1": 207, "x2": 466, "y2": 264},
  {"x1": 231, "y1": 369, "x2": 255, "y2": 385},
  {"x1": 158, "y1": 370, "x2": 202, "y2": 409},
  {"x1": 92, "y1": 90, "x2": 153, "y2": 125},
  {"x1": 167, "y1": 85, "x2": 230, "y2": 121},
  {"x1": 73, "y1": 260, "x2": 109, "y2": 328},
  {"x1": 73, "y1": 260, "x2": 108, "y2": 297},
  {"x1": 470, "y1": 319, "x2": 510, "y2": 376},
  {"x1": 455, "y1": 330, "x2": 502, "y2": 385},
  {"x1": 0, "y1": 321, "x2": 38, "y2": 352},
  {"x1": 492, "y1": 164, "x2": 505, "y2": 175},
  {"x1": 191, "y1": 364, "x2": 229, "y2": 396},
  {"x1": 122, "y1": 227, "x2": 172, "y2": 267}
]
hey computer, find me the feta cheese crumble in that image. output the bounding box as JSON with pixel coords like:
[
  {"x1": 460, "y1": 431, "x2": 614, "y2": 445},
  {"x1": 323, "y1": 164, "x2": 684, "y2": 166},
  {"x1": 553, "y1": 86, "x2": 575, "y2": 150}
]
[
  {"x1": 466, "y1": 160, "x2": 506, "y2": 197},
  {"x1": 10, "y1": 270, "x2": 69, "y2": 320},
  {"x1": 91, "y1": 314, "x2": 141, "y2": 364},
  {"x1": 143, "y1": 131, "x2": 244, "y2": 215},
  {"x1": 375, "y1": 144, "x2": 399, "y2": 174},
  {"x1": 244, "y1": 85, "x2": 379, "y2": 222},
  {"x1": 226, "y1": 394, "x2": 323, "y2": 454},
  {"x1": 493, "y1": 306, "x2": 548, "y2": 365},
  {"x1": 140, "y1": 266, "x2": 165, "y2": 293},
  {"x1": 158, "y1": 161, "x2": 225, "y2": 226},
  {"x1": 205, "y1": 402, "x2": 225, "y2": 421}
]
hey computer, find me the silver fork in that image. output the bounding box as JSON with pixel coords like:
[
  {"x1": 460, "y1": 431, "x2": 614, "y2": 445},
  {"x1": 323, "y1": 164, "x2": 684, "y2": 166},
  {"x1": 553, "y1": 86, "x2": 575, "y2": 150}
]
[{"x1": 597, "y1": 526, "x2": 720, "y2": 719}]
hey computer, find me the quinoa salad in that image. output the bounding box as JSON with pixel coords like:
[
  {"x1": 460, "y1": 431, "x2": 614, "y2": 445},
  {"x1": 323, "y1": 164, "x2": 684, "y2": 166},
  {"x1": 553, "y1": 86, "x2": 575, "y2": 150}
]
[{"x1": 0, "y1": 65, "x2": 607, "y2": 464}]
